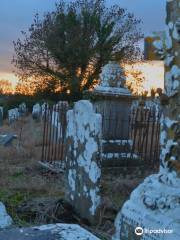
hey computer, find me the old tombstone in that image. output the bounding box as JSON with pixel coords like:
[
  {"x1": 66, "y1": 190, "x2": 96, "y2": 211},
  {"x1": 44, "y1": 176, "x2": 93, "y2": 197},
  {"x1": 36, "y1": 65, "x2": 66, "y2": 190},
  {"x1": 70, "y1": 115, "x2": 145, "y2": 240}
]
[
  {"x1": 32, "y1": 103, "x2": 41, "y2": 120},
  {"x1": 89, "y1": 62, "x2": 137, "y2": 140},
  {"x1": 18, "y1": 102, "x2": 27, "y2": 116},
  {"x1": 0, "y1": 134, "x2": 17, "y2": 146},
  {"x1": 0, "y1": 107, "x2": 3, "y2": 126},
  {"x1": 0, "y1": 202, "x2": 12, "y2": 228},
  {"x1": 41, "y1": 102, "x2": 49, "y2": 119},
  {"x1": 85, "y1": 62, "x2": 138, "y2": 168},
  {"x1": 8, "y1": 108, "x2": 20, "y2": 124},
  {"x1": 52, "y1": 101, "x2": 69, "y2": 140},
  {"x1": 66, "y1": 100, "x2": 102, "y2": 224},
  {"x1": 113, "y1": 1, "x2": 180, "y2": 239},
  {"x1": 0, "y1": 224, "x2": 100, "y2": 240}
]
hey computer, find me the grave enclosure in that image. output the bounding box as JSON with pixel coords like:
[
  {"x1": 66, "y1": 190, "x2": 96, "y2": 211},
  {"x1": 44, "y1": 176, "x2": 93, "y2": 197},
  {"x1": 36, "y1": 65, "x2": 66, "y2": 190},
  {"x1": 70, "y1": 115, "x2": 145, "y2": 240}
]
[
  {"x1": 40, "y1": 63, "x2": 162, "y2": 226},
  {"x1": 0, "y1": 63, "x2": 162, "y2": 228},
  {"x1": 41, "y1": 63, "x2": 161, "y2": 179}
]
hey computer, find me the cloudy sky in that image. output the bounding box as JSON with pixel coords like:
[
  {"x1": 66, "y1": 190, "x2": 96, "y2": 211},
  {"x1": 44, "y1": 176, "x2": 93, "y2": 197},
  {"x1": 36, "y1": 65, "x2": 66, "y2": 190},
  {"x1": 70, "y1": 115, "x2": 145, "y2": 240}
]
[{"x1": 0, "y1": 0, "x2": 166, "y2": 80}]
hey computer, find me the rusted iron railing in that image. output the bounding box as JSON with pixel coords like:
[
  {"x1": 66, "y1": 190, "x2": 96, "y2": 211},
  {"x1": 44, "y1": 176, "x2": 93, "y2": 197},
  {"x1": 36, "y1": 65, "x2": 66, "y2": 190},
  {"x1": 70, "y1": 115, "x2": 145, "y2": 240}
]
[
  {"x1": 41, "y1": 101, "x2": 69, "y2": 172},
  {"x1": 41, "y1": 102, "x2": 161, "y2": 172},
  {"x1": 101, "y1": 105, "x2": 161, "y2": 168},
  {"x1": 129, "y1": 105, "x2": 161, "y2": 166}
]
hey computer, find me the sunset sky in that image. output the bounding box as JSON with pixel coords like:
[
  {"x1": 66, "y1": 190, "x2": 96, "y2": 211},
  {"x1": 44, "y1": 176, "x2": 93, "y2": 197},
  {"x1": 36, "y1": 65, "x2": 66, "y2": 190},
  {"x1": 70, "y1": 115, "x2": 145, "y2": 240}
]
[{"x1": 0, "y1": 0, "x2": 166, "y2": 86}]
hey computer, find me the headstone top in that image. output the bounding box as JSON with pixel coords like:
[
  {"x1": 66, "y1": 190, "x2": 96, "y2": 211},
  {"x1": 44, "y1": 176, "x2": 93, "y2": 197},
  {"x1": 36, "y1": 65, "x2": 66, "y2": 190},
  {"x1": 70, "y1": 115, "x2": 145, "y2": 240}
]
[
  {"x1": 32, "y1": 103, "x2": 41, "y2": 120},
  {"x1": 19, "y1": 102, "x2": 27, "y2": 116},
  {"x1": 94, "y1": 62, "x2": 131, "y2": 96},
  {"x1": 8, "y1": 108, "x2": 20, "y2": 124},
  {"x1": 66, "y1": 100, "x2": 102, "y2": 224},
  {"x1": 99, "y1": 62, "x2": 126, "y2": 88}
]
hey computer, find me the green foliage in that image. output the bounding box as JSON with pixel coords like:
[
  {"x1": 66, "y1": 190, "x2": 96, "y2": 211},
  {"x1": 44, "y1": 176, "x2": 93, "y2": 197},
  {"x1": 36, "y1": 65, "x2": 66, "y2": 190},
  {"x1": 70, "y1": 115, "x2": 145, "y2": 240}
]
[
  {"x1": 0, "y1": 190, "x2": 30, "y2": 226},
  {"x1": 13, "y1": 0, "x2": 143, "y2": 101}
]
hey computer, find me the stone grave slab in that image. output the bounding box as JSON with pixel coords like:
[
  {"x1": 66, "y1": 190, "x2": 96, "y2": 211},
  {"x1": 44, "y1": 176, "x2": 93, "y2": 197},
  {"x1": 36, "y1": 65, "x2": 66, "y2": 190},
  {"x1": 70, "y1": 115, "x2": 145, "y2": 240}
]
[{"x1": 0, "y1": 224, "x2": 100, "y2": 240}]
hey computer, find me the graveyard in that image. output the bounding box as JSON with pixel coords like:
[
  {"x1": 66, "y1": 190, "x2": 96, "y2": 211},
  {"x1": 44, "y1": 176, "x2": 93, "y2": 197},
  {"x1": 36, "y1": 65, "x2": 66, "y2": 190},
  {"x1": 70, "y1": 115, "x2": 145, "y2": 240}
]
[
  {"x1": 0, "y1": 100, "x2": 152, "y2": 239},
  {"x1": 0, "y1": 0, "x2": 180, "y2": 239}
]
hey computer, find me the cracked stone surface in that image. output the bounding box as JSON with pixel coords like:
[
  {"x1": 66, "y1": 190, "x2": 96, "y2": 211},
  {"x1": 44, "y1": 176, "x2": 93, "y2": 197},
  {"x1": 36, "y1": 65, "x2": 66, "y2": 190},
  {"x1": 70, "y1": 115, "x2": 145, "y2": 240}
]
[{"x1": 0, "y1": 224, "x2": 100, "y2": 240}]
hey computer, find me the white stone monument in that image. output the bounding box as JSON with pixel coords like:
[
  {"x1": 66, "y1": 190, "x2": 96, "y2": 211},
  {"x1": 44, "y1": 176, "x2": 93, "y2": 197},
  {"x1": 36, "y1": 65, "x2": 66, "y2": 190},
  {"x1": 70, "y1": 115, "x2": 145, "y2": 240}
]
[
  {"x1": 113, "y1": 1, "x2": 180, "y2": 239},
  {"x1": 0, "y1": 107, "x2": 3, "y2": 126},
  {"x1": 89, "y1": 62, "x2": 137, "y2": 140},
  {"x1": 8, "y1": 108, "x2": 20, "y2": 124},
  {"x1": 66, "y1": 100, "x2": 102, "y2": 224},
  {"x1": 18, "y1": 102, "x2": 27, "y2": 116},
  {"x1": 0, "y1": 202, "x2": 12, "y2": 228},
  {"x1": 32, "y1": 103, "x2": 41, "y2": 120}
]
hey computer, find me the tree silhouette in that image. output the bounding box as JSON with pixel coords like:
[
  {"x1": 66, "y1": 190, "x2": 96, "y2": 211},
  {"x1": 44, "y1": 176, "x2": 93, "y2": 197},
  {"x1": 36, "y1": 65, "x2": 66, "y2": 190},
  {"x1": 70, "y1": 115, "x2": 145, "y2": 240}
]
[{"x1": 13, "y1": 0, "x2": 143, "y2": 100}]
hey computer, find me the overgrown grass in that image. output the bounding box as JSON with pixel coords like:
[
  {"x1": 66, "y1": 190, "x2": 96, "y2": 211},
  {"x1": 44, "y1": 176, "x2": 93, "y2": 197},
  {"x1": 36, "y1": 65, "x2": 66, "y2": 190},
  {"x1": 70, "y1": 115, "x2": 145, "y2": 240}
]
[{"x1": 0, "y1": 116, "x2": 65, "y2": 226}]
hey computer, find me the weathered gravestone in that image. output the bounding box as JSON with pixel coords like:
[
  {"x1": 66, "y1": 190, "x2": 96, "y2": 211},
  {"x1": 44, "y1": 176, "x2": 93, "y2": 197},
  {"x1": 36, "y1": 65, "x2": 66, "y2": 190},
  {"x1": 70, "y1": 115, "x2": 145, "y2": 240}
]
[
  {"x1": 0, "y1": 107, "x2": 3, "y2": 126},
  {"x1": 8, "y1": 108, "x2": 20, "y2": 124},
  {"x1": 113, "y1": 1, "x2": 180, "y2": 239},
  {"x1": 32, "y1": 103, "x2": 41, "y2": 120},
  {"x1": 66, "y1": 100, "x2": 102, "y2": 224},
  {"x1": 85, "y1": 62, "x2": 138, "y2": 169},
  {"x1": 88, "y1": 62, "x2": 137, "y2": 140},
  {"x1": 51, "y1": 101, "x2": 69, "y2": 139},
  {"x1": 0, "y1": 223, "x2": 100, "y2": 240},
  {"x1": 0, "y1": 134, "x2": 17, "y2": 146},
  {"x1": 0, "y1": 202, "x2": 12, "y2": 228},
  {"x1": 18, "y1": 102, "x2": 27, "y2": 116}
]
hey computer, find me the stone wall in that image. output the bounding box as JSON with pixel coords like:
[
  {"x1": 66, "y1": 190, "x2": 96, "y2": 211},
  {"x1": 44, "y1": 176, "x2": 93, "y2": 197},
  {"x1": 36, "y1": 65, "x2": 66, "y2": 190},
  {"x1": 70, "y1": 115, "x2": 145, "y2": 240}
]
[{"x1": 65, "y1": 100, "x2": 102, "y2": 224}]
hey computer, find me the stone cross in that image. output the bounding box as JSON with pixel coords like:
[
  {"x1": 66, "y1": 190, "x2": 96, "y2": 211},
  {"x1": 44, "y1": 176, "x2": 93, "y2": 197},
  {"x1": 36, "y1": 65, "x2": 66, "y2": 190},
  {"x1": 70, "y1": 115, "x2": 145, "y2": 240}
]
[{"x1": 65, "y1": 100, "x2": 102, "y2": 224}]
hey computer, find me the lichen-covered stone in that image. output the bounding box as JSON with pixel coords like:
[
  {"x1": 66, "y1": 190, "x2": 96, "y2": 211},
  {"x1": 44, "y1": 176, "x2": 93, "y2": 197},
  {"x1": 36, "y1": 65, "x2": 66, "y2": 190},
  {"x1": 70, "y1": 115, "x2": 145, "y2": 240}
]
[
  {"x1": 99, "y1": 61, "x2": 126, "y2": 88},
  {"x1": 65, "y1": 100, "x2": 102, "y2": 224},
  {"x1": 113, "y1": 1, "x2": 180, "y2": 239},
  {"x1": 0, "y1": 107, "x2": 3, "y2": 126},
  {"x1": 0, "y1": 224, "x2": 100, "y2": 240},
  {"x1": 0, "y1": 202, "x2": 12, "y2": 228},
  {"x1": 113, "y1": 173, "x2": 180, "y2": 240}
]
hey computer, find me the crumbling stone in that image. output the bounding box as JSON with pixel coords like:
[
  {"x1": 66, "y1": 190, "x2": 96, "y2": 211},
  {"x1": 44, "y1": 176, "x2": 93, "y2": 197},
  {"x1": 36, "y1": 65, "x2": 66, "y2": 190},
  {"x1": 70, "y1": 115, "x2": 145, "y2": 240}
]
[
  {"x1": 66, "y1": 100, "x2": 102, "y2": 225},
  {"x1": 0, "y1": 202, "x2": 12, "y2": 229},
  {"x1": 113, "y1": 1, "x2": 180, "y2": 239}
]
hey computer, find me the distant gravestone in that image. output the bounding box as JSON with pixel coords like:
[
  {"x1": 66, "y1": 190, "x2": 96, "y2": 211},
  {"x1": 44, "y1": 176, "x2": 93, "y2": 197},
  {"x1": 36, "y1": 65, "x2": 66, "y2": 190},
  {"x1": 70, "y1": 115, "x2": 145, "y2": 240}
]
[
  {"x1": 0, "y1": 107, "x2": 3, "y2": 126},
  {"x1": 18, "y1": 102, "x2": 27, "y2": 116},
  {"x1": 8, "y1": 108, "x2": 20, "y2": 124},
  {"x1": 52, "y1": 101, "x2": 69, "y2": 139},
  {"x1": 0, "y1": 134, "x2": 17, "y2": 146},
  {"x1": 66, "y1": 100, "x2": 102, "y2": 224},
  {"x1": 32, "y1": 103, "x2": 41, "y2": 120}
]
